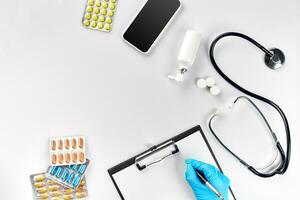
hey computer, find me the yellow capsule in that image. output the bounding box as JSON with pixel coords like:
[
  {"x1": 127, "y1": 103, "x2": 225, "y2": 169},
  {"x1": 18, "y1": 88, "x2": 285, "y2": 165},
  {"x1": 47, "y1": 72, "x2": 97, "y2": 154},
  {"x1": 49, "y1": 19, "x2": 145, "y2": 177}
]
[
  {"x1": 109, "y1": 3, "x2": 115, "y2": 10},
  {"x1": 86, "y1": 6, "x2": 93, "y2": 13},
  {"x1": 97, "y1": 23, "x2": 104, "y2": 29},
  {"x1": 34, "y1": 182, "x2": 45, "y2": 188},
  {"x1": 83, "y1": 19, "x2": 90, "y2": 26},
  {"x1": 75, "y1": 191, "x2": 87, "y2": 198},
  {"x1": 33, "y1": 174, "x2": 45, "y2": 182},
  {"x1": 84, "y1": 13, "x2": 91, "y2": 19},
  {"x1": 63, "y1": 195, "x2": 74, "y2": 200},
  {"x1": 95, "y1": 0, "x2": 101, "y2": 6},
  {"x1": 64, "y1": 188, "x2": 73, "y2": 194},
  {"x1": 111, "y1": 0, "x2": 116, "y2": 3},
  {"x1": 100, "y1": 9, "x2": 107, "y2": 15},
  {"x1": 107, "y1": 10, "x2": 114, "y2": 17},
  {"x1": 93, "y1": 7, "x2": 100, "y2": 14},
  {"x1": 50, "y1": 191, "x2": 61, "y2": 197},
  {"x1": 92, "y1": 14, "x2": 98, "y2": 21},
  {"x1": 91, "y1": 21, "x2": 97, "y2": 28},
  {"x1": 104, "y1": 0, "x2": 109, "y2": 1},
  {"x1": 36, "y1": 187, "x2": 47, "y2": 193},
  {"x1": 104, "y1": 24, "x2": 111, "y2": 31},
  {"x1": 87, "y1": 0, "x2": 94, "y2": 6},
  {"x1": 106, "y1": 17, "x2": 112, "y2": 24},
  {"x1": 47, "y1": 179, "x2": 57, "y2": 185},
  {"x1": 49, "y1": 185, "x2": 60, "y2": 191},
  {"x1": 102, "y1": 2, "x2": 108, "y2": 8},
  {"x1": 37, "y1": 193, "x2": 48, "y2": 199},
  {"x1": 99, "y1": 15, "x2": 105, "y2": 22}
]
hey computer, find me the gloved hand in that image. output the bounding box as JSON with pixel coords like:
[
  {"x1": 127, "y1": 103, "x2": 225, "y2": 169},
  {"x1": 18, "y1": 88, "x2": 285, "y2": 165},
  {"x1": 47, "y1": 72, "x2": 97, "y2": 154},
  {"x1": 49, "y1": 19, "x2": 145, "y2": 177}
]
[{"x1": 185, "y1": 159, "x2": 230, "y2": 200}]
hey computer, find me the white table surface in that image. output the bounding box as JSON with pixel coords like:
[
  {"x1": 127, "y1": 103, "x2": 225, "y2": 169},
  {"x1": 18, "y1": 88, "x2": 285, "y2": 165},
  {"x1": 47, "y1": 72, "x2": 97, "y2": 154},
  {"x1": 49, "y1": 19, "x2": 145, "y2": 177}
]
[{"x1": 0, "y1": 0, "x2": 300, "y2": 199}]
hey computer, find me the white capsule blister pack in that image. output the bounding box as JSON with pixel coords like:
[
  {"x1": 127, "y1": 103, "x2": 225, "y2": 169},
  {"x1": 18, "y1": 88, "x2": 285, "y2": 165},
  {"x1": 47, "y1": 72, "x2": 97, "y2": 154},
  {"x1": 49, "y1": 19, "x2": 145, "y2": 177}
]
[{"x1": 50, "y1": 136, "x2": 86, "y2": 166}]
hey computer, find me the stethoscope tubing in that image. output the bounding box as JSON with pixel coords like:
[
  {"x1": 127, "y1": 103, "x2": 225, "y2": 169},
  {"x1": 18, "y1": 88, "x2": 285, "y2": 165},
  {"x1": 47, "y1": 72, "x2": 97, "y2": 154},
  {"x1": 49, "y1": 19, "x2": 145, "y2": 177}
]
[{"x1": 208, "y1": 32, "x2": 291, "y2": 177}]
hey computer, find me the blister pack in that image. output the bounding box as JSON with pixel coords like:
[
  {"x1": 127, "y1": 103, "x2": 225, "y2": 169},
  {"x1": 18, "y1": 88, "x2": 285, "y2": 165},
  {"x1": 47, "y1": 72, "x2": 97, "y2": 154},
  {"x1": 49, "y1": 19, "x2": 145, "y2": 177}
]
[
  {"x1": 46, "y1": 159, "x2": 90, "y2": 189},
  {"x1": 30, "y1": 173, "x2": 88, "y2": 199},
  {"x1": 50, "y1": 136, "x2": 86, "y2": 166}
]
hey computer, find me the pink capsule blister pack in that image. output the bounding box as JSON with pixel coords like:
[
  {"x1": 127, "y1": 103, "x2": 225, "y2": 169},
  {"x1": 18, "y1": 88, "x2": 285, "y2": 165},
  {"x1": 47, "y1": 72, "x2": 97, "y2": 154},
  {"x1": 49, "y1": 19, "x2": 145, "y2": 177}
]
[{"x1": 50, "y1": 136, "x2": 86, "y2": 166}]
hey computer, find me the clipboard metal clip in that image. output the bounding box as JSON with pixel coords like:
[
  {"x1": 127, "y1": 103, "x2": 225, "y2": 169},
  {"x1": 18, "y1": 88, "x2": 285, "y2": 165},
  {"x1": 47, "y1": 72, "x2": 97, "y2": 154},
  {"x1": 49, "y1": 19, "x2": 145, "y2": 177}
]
[{"x1": 135, "y1": 141, "x2": 180, "y2": 171}]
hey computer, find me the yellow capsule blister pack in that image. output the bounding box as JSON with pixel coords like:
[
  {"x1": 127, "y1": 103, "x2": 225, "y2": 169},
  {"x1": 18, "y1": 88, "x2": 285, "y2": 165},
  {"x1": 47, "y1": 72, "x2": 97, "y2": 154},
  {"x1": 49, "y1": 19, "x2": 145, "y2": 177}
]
[
  {"x1": 30, "y1": 173, "x2": 88, "y2": 200},
  {"x1": 82, "y1": 0, "x2": 117, "y2": 32}
]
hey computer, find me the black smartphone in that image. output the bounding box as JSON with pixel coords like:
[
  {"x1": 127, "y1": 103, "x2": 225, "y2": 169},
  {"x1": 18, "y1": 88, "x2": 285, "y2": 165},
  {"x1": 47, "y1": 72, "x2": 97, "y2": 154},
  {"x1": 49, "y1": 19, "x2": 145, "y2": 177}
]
[{"x1": 123, "y1": 0, "x2": 181, "y2": 53}]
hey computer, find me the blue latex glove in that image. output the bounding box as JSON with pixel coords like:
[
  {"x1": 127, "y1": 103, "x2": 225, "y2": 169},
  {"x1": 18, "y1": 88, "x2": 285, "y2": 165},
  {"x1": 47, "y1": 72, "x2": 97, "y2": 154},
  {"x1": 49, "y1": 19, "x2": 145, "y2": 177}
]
[{"x1": 185, "y1": 159, "x2": 230, "y2": 200}]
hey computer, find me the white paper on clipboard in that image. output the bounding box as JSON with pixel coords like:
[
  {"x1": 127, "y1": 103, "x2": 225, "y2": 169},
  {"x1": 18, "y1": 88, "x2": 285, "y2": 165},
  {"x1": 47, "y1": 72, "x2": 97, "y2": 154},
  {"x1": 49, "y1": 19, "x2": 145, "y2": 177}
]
[{"x1": 112, "y1": 131, "x2": 235, "y2": 200}]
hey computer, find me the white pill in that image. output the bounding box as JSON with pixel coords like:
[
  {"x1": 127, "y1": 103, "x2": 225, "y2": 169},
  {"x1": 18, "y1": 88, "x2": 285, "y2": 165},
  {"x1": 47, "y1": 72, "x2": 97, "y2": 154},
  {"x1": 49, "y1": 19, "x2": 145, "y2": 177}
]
[
  {"x1": 210, "y1": 85, "x2": 221, "y2": 96},
  {"x1": 196, "y1": 78, "x2": 207, "y2": 89},
  {"x1": 206, "y1": 76, "x2": 216, "y2": 87}
]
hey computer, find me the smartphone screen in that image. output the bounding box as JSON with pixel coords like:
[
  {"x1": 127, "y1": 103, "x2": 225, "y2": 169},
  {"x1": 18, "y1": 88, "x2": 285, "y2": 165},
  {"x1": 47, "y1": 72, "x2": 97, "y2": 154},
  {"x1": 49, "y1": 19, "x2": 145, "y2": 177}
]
[{"x1": 123, "y1": 0, "x2": 181, "y2": 53}]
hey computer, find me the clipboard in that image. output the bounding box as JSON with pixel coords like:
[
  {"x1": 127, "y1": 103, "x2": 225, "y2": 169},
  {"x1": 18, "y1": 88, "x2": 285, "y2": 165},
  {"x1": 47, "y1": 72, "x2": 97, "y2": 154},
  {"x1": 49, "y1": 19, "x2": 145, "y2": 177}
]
[{"x1": 108, "y1": 125, "x2": 236, "y2": 200}]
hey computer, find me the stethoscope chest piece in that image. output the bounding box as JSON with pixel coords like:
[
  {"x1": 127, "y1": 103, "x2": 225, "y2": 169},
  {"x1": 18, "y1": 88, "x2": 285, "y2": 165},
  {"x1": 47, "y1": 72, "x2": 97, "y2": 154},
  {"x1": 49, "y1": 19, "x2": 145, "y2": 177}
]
[{"x1": 264, "y1": 48, "x2": 285, "y2": 70}]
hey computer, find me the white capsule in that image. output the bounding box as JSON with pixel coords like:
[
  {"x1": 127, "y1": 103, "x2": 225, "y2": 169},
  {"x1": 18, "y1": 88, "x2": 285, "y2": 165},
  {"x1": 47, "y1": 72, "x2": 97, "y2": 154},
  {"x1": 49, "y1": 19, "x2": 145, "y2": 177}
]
[
  {"x1": 196, "y1": 78, "x2": 207, "y2": 89},
  {"x1": 210, "y1": 85, "x2": 221, "y2": 96},
  {"x1": 206, "y1": 76, "x2": 216, "y2": 87}
]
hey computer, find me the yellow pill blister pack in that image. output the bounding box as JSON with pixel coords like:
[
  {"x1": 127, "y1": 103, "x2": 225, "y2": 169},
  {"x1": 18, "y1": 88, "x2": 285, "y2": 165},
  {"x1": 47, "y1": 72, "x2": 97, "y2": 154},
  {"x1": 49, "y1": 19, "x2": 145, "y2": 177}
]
[
  {"x1": 82, "y1": 0, "x2": 117, "y2": 32},
  {"x1": 30, "y1": 173, "x2": 88, "y2": 200}
]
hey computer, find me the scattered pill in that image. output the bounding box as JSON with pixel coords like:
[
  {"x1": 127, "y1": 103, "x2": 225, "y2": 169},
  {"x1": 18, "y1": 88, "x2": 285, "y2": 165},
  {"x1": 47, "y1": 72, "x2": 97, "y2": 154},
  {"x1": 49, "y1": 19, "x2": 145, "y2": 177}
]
[
  {"x1": 196, "y1": 78, "x2": 207, "y2": 89},
  {"x1": 206, "y1": 76, "x2": 216, "y2": 87},
  {"x1": 210, "y1": 85, "x2": 221, "y2": 96}
]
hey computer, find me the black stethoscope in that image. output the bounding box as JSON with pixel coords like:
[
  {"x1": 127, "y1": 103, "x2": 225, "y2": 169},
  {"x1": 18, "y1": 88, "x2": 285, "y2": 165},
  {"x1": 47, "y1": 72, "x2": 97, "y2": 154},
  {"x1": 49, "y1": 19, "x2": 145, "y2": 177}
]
[{"x1": 208, "y1": 32, "x2": 291, "y2": 178}]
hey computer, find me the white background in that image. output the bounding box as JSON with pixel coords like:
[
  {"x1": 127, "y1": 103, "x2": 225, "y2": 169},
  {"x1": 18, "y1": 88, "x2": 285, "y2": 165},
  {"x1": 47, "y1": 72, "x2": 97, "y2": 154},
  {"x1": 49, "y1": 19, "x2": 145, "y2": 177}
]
[{"x1": 0, "y1": 0, "x2": 299, "y2": 199}]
